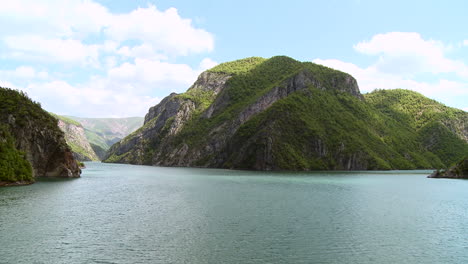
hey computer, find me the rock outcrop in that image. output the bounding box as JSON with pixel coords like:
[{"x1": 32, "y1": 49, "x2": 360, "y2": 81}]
[
  {"x1": 429, "y1": 157, "x2": 468, "y2": 179},
  {"x1": 0, "y1": 87, "x2": 80, "y2": 185},
  {"x1": 56, "y1": 117, "x2": 99, "y2": 161},
  {"x1": 105, "y1": 56, "x2": 468, "y2": 171}
]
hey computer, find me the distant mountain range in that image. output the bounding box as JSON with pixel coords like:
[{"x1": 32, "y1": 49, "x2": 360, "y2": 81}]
[
  {"x1": 55, "y1": 115, "x2": 143, "y2": 161},
  {"x1": 104, "y1": 56, "x2": 468, "y2": 170}
]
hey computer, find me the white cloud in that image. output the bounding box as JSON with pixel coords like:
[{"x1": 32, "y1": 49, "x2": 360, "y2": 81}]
[
  {"x1": 117, "y1": 44, "x2": 168, "y2": 61},
  {"x1": 4, "y1": 35, "x2": 101, "y2": 66},
  {"x1": 313, "y1": 59, "x2": 468, "y2": 111},
  {"x1": 464, "y1": 40, "x2": 468, "y2": 46},
  {"x1": 14, "y1": 57, "x2": 215, "y2": 117},
  {"x1": 0, "y1": 0, "x2": 216, "y2": 117},
  {"x1": 13, "y1": 66, "x2": 36, "y2": 79},
  {"x1": 0, "y1": 66, "x2": 49, "y2": 80},
  {"x1": 199, "y1": 58, "x2": 219, "y2": 71},
  {"x1": 354, "y1": 32, "x2": 468, "y2": 78},
  {"x1": 107, "y1": 58, "x2": 199, "y2": 87},
  {"x1": 24, "y1": 80, "x2": 161, "y2": 117},
  {"x1": 0, "y1": 0, "x2": 110, "y2": 37},
  {"x1": 106, "y1": 6, "x2": 214, "y2": 56},
  {"x1": 0, "y1": 1, "x2": 214, "y2": 63},
  {"x1": 0, "y1": 80, "x2": 17, "y2": 89},
  {"x1": 314, "y1": 32, "x2": 468, "y2": 110}
]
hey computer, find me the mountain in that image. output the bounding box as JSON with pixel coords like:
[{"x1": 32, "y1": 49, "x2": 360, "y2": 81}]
[
  {"x1": 53, "y1": 114, "x2": 99, "y2": 161},
  {"x1": 66, "y1": 116, "x2": 143, "y2": 159},
  {"x1": 104, "y1": 56, "x2": 468, "y2": 170},
  {"x1": 0, "y1": 87, "x2": 80, "y2": 186},
  {"x1": 365, "y1": 89, "x2": 468, "y2": 166}
]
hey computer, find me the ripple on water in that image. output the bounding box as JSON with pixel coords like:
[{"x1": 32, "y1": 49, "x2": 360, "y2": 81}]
[{"x1": 0, "y1": 163, "x2": 467, "y2": 264}]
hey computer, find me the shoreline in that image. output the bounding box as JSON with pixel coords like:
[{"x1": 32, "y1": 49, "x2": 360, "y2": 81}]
[{"x1": 0, "y1": 181, "x2": 34, "y2": 187}]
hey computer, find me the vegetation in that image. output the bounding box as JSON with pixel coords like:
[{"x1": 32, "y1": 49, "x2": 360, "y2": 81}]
[
  {"x1": 0, "y1": 125, "x2": 33, "y2": 183},
  {"x1": 208, "y1": 57, "x2": 266, "y2": 75},
  {"x1": 77, "y1": 161, "x2": 85, "y2": 168},
  {"x1": 50, "y1": 113, "x2": 81, "y2": 126},
  {"x1": 365, "y1": 89, "x2": 465, "y2": 129},
  {"x1": 0, "y1": 87, "x2": 59, "y2": 130},
  {"x1": 227, "y1": 87, "x2": 450, "y2": 170},
  {"x1": 68, "y1": 116, "x2": 143, "y2": 150},
  {"x1": 90, "y1": 143, "x2": 107, "y2": 160},
  {"x1": 366, "y1": 89, "x2": 468, "y2": 166},
  {"x1": 53, "y1": 114, "x2": 99, "y2": 161},
  {"x1": 105, "y1": 56, "x2": 467, "y2": 170},
  {"x1": 84, "y1": 130, "x2": 109, "y2": 150},
  {"x1": 452, "y1": 156, "x2": 468, "y2": 176},
  {"x1": 0, "y1": 87, "x2": 80, "y2": 181}
]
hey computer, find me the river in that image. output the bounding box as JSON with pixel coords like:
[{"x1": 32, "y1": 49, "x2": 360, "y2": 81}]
[{"x1": 1, "y1": 162, "x2": 467, "y2": 263}]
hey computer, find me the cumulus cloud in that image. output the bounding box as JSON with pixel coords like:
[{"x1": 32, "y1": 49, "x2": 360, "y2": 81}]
[
  {"x1": 199, "y1": 58, "x2": 219, "y2": 71},
  {"x1": 354, "y1": 32, "x2": 468, "y2": 77},
  {"x1": 4, "y1": 35, "x2": 101, "y2": 66},
  {"x1": 18, "y1": 56, "x2": 219, "y2": 117},
  {"x1": 105, "y1": 6, "x2": 214, "y2": 56},
  {"x1": 314, "y1": 32, "x2": 468, "y2": 110},
  {"x1": 0, "y1": 66, "x2": 49, "y2": 80},
  {"x1": 0, "y1": 0, "x2": 214, "y2": 64},
  {"x1": 0, "y1": 0, "x2": 216, "y2": 117},
  {"x1": 25, "y1": 80, "x2": 162, "y2": 117}
]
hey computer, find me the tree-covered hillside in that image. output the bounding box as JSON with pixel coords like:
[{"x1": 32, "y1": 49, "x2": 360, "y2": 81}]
[
  {"x1": 0, "y1": 87, "x2": 80, "y2": 185},
  {"x1": 105, "y1": 56, "x2": 468, "y2": 171},
  {"x1": 0, "y1": 125, "x2": 33, "y2": 184},
  {"x1": 365, "y1": 89, "x2": 468, "y2": 166}
]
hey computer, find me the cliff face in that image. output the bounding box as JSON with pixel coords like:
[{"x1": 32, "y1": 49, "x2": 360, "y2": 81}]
[
  {"x1": 56, "y1": 117, "x2": 99, "y2": 161},
  {"x1": 429, "y1": 157, "x2": 468, "y2": 179},
  {"x1": 105, "y1": 56, "x2": 468, "y2": 170},
  {"x1": 0, "y1": 87, "x2": 80, "y2": 184}
]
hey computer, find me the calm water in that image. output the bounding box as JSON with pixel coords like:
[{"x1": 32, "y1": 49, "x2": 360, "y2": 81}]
[{"x1": 0, "y1": 162, "x2": 467, "y2": 264}]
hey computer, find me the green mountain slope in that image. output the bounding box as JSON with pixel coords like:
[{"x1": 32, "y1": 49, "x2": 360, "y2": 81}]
[
  {"x1": 0, "y1": 87, "x2": 80, "y2": 185},
  {"x1": 0, "y1": 125, "x2": 33, "y2": 184},
  {"x1": 365, "y1": 89, "x2": 468, "y2": 166},
  {"x1": 104, "y1": 56, "x2": 468, "y2": 170},
  {"x1": 53, "y1": 114, "x2": 99, "y2": 161}
]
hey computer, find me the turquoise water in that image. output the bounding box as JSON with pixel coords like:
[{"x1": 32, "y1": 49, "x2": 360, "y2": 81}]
[{"x1": 0, "y1": 162, "x2": 467, "y2": 263}]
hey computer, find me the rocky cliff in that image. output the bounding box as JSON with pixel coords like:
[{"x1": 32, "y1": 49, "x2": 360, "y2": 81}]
[
  {"x1": 105, "y1": 56, "x2": 468, "y2": 170},
  {"x1": 55, "y1": 115, "x2": 99, "y2": 161},
  {"x1": 0, "y1": 87, "x2": 80, "y2": 185},
  {"x1": 429, "y1": 157, "x2": 468, "y2": 179}
]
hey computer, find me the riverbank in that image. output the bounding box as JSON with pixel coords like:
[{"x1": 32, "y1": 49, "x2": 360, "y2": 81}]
[{"x1": 0, "y1": 180, "x2": 34, "y2": 187}]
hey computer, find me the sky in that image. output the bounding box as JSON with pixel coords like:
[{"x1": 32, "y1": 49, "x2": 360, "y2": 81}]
[{"x1": 1, "y1": 0, "x2": 467, "y2": 117}]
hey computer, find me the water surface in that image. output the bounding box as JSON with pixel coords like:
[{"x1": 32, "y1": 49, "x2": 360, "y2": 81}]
[{"x1": 1, "y1": 162, "x2": 467, "y2": 263}]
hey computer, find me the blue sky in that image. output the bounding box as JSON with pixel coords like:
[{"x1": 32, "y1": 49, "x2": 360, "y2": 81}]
[{"x1": 1, "y1": 0, "x2": 467, "y2": 117}]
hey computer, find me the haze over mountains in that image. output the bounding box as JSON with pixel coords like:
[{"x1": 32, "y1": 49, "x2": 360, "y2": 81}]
[{"x1": 55, "y1": 116, "x2": 143, "y2": 161}]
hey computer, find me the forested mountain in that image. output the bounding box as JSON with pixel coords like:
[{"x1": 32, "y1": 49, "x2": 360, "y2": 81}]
[
  {"x1": 100, "y1": 56, "x2": 467, "y2": 170},
  {"x1": 0, "y1": 87, "x2": 80, "y2": 185}
]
